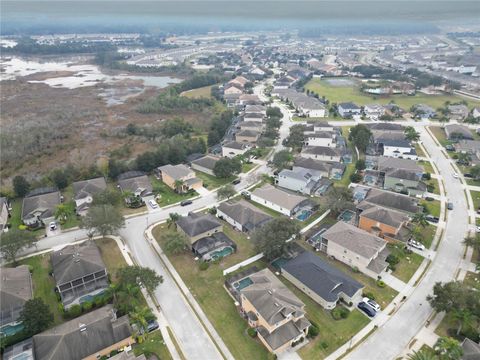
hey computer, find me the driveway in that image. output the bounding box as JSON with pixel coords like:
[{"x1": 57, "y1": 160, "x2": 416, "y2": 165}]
[{"x1": 195, "y1": 186, "x2": 210, "y2": 196}]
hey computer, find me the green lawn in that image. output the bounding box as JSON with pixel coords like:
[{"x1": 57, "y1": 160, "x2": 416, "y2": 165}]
[
  {"x1": 415, "y1": 144, "x2": 427, "y2": 158},
  {"x1": 305, "y1": 78, "x2": 480, "y2": 110},
  {"x1": 133, "y1": 331, "x2": 173, "y2": 360},
  {"x1": 150, "y1": 176, "x2": 197, "y2": 207},
  {"x1": 18, "y1": 255, "x2": 64, "y2": 325},
  {"x1": 428, "y1": 126, "x2": 453, "y2": 147},
  {"x1": 245, "y1": 198, "x2": 283, "y2": 218},
  {"x1": 152, "y1": 223, "x2": 271, "y2": 360},
  {"x1": 95, "y1": 237, "x2": 128, "y2": 283},
  {"x1": 471, "y1": 191, "x2": 480, "y2": 211},
  {"x1": 279, "y1": 278, "x2": 370, "y2": 360},
  {"x1": 195, "y1": 172, "x2": 235, "y2": 190},
  {"x1": 463, "y1": 271, "x2": 480, "y2": 292},
  {"x1": 466, "y1": 178, "x2": 480, "y2": 186},
  {"x1": 425, "y1": 178, "x2": 440, "y2": 195},
  {"x1": 242, "y1": 162, "x2": 256, "y2": 173},
  {"x1": 388, "y1": 242, "x2": 425, "y2": 283},
  {"x1": 180, "y1": 85, "x2": 214, "y2": 99},
  {"x1": 418, "y1": 160, "x2": 434, "y2": 174},
  {"x1": 8, "y1": 199, "x2": 45, "y2": 236},
  {"x1": 420, "y1": 199, "x2": 441, "y2": 218}
]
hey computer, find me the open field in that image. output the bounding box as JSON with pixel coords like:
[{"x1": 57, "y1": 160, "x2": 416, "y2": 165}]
[
  {"x1": 305, "y1": 78, "x2": 480, "y2": 110},
  {"x1": 180, "y1": 85, "x2": 214, "y2": 99}
]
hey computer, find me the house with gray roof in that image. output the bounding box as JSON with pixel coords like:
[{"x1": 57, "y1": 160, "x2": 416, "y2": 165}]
[
  {"x1": 338, "y1": 102, "x2": 361, "y2": 118},
  {"x1": 319, "y1": 221, "x2": 389, "y2": 276},
  {"x1": 191, "y1": 155, "x2": 221, "y2": 176},
  {"x1": 377, "y1": 156, "x2": 423, "y2": 176},
  {"x1": 293, "y1": 157, "x2": 331, "y2": 178},
  {"x1": 358, "y1": 188, "x2": 420, "y2": 214},
  {"x1": 276, "y1": 168, "x2": 323, "y2": 196},
  {"x1": 32, "y1": 305, "x2": 133, "y2": 360},
  {"x1": 445, "y1": 124, "x2": 474, "y2": 140},
  {"x1": 191, "y1": 232, "x2": 237, "y2": 261},
  {"x1": 21, "y1": 188, "x2": 61, "y2": 228},
  {"x1": 117, "y1": 171, "x2": 153, "y2": 199},
  {"x1": 176, "y1": 212, "x2": 222, "y2": 244},
  {"x1": 461, "y1": 338, "x2": 480, "y2": 360},
  {"x1": 281, "y1": 251, "x2": 364, "y2": 310},
  {"x1": 448, "y1": 104, "x2": 469, "y2": 121},
  {"x1": 73, "y1": 177, "x2": 107, "y2": 216},
  {"x1": 300, "y1": 146, "x2": 342, "y2": 162},
  {"x1": 0, "y1": 197, "x2": 9, "y2": 231},
  {"x1": 238, "y1": 268, "x2": 310, "y2": 354},
  {"x1": 222, "y1": 141, "x2": 252, "y2": 158},
  {"x1": 217, "y1": 200, "x2": 272, "y2": 232},
  {"x1": 51, "y1": 241, "x2": 108, "y2": 308},
  {"x1": 0, "y1": 265, "x2": 33, "y2": 337},
  {"x1": 384, "y1": 168, "x2": 426, "y2": 197},
  {"x1": 250, "y1": 184, "x2": 310, "y2": 216},
  {"x1": 454, "y1": 140, "x2": 480, "y2": 155}
]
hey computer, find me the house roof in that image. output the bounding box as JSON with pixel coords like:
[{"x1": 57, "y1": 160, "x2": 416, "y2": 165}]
[
  {"x1": 236, "y1": 129, "x2": 260, "y2": 138},
  {"x1": 445, "y1": 124, "x2": 474, "y2": 140},
  {"x1": 217, "y1": 200, "x2": 272, "y2": 232},
  {"x1": 305, "y1": 131, "x2": 335, "y2": 139},
  {"x1": 278, "y1": 168, "x2": 316, "y2": 183},
  {"x1": 321, "y1": 221, "x2": 387, "y2": 259},
  {"x1": 21, "y1": 190, "x2": 61, "y2": 221},
  {"x1": 282, "y1": 251, "x2": 363, "y2": 302},
  {"x1": 338, "y1": 102, "x2": 361, "y2": 110},
  {"x1": 158, "y1": 164, "x2": 194, "y2": 181},
  {"x1": 176, "y1": 213, "x2": 221, "y2": 237},
  {"x1": 455, "y1": 140, "x2": 480, "y2": 153},
  {"x1": 251, "y1": 184, "x2": 307, "y2": 212},
  {"x1": 191, "y1": 232, "x2": 235, "y2": 257},
  {"x1": 244, "y1": 112, "x2": 264, "y2": 118},
  {"x1": 33, "y1": 305, "x2": 132, "y2": 360},
  {"x1": 257, "y1": 318, "x2": 308, "y2": 351},
  {"x1": 51, "y1": 241, "x2": 106, "y2": 286},
  {"x1": 367, "y1": 123, "x2": 404, "y2": 131},
  {"x1": 118, "y1": 174, "x2": 152, "y2": 195},
  {"x1": 461, "y1": 338, "x2": 480, "y2": 360},
  {"x1": 385, "y1": 168, "x2": 419, "y2": 182},
  {"x1": 381, "y1": 139, "x2": 412, "y2": 148},
  {"x1": 377, "y1": 156, "x2": 422, "y2": 173},
  {"x1": 191, "y1": 155, "x2": 220, "y2": 171},
  {"x1": 293, "y1": 157, "x2": 332, "y2": 173},
  {"x1": 302, "y1": 146, "x2": 341, "y2": 157},
  {"x1": 223, "y1": 141, "x2": 250, "y2": 150},
  {"x1": 360, "y1": 188, "x2": 420, "y2": 214},
  {"x1": 245, "y1": 105, "x2": 266, "y2": 113},
  {"x1": 72, "y1": 177, "x2": 107, "y2": 201},
  {"x1": 0, "y1": 265, "x2": 33, "y2": 327},
  {"x1": 360, "y1": 205, "x2": 409, "y2": 229}
]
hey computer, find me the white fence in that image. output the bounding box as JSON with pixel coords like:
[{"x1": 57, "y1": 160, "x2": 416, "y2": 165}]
[{"x1": 223, "y1": 253, "x2": 264, "y2": 276}]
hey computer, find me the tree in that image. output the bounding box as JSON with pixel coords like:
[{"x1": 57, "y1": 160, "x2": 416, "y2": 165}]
[
  {"x1": 463, "y1": 234, "x2": 480, "y2": 251},
  {"x1": 217, "y1": 184, "x2": 236, "y2": 200},
  {"x1": 427, "y1": 281, "x2": 467, "y2": 313},
  {"x1": 174, "y1": 179, "x2": 185, "y2": 193},
  {"x1": 251, "y1": 218, "x2": 300, "y2": 261},
  {"x1": 405, "y1": 126, "x2": 420, "y2": 142},
  {"x1": 350, "y1": 173, "x2": 362, "y2": 183},
  {"x1": 117, "y1": 266, "x2": 163, "y2": 292},
  {"x1": 283, "y1": 124, "x2": 305, "y2": 150},
  {"x1": 412, "y1": 212, "x2": 429, "y2": 227},
  {"x1": 18, "y1": 298, "x2": 54, "y2": 335},
  {"x1": 349, "y1": 125, "x2": 372, "y2": 153},
  {"x1": 355, "y1": 159, "x2": 366, "y2": 171},
  {"x1": 457, "y1": 152, "x2": 471, "y2": 166},
  {"x1": 407, "y1": 349, "x2": 437, "y2": 360},
  {"x1": 130, "y1": 306, "x2": 154, "y2": 343},
  {"x1": 451, "y1": 308, "x2": 474, "y2": 336},
  {"x1": 0, "y1": 229, "x2": 37, "y2": 265},
  {"x1": 50, "y1": 169, "x2": 69, "y2": 190},
  {"x1": 213, "y1": 158, "x2": 241, "y2": 178},
  {"x1": 434, "y1": 337, "x2": 463, "y2": 360},
  {"x1": 325, "y1": 187, "x2": 353, "y2": 215},
  {"x1": 92, "y1": 189, "x2": 123, "y2": 206},
  {"x1": 167, "y1": 212, "x2": 180, "y2": 228},
  {"x1": 54, "y1": 203, "x2": 74, "y2": 224},
  {"x1": 13, "y1": 175, "x2": 30, "y2": 197},
  {"x1": 470, "y1": 165, "x2": 480, "y2": 180},
  {"x1": 163, "y1": 231, "x2": 189, "y2": 255},
  {"x1": 80, "y1": 204, "x2": 125, "y2": 238},
  {"x1": 272, "y1": 150, "x2": 293, "y2": 170}
]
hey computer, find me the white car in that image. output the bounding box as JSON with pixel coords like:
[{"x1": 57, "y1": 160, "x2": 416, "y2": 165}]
[
  {"x1": 362, "y1": 297, "x2": 381, "y2": 312},
  {"x1": 49, "y1": 221, "x2": 57, "y2": 231},
  {"x1": 476, "y1": 226, "x2": 480, "y2": 233},
  {"x1": 148, "y1": 199, "x2": 158, "y2": 209},
  {"x1": 453, "y1": 172, "x2": 459, "y2": 179},
  {"x1": 408, "y1": 239, "x2": 425, "y2": 251}
]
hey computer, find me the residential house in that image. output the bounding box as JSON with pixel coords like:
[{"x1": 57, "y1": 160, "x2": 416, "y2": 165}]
[
  {"x1": 461, "y1": 338, "x2": 480, "y2": 360},
  {"x1": 300, "y1": 146, "x2": 342, "y2": 162},
  {"x1": 191, "y1": 155, "x2": 221, "y2": 176},
  {"x1": 72, "y1": 177, "x2": 107, "y2": 216},
  {"x1": 250, "y1": 184, "x2": 310, "y2": 217},
  {"x1": 338, "y1": 102, "x2": 362, "y2": 118},
  {"x1": 384, "y1": 169, "x2": 426, "y2": 197},
  {"x1": 303, "y1": 131, "x2": 336, "y2": 147},
  {"x1": 238, "y1": 268, "x2": 310, "y2": 354},
  {"x1": 382, "y1": 139, "x2": 418, "y2": 160},
  {"x1": 304, "y1": 121, "x2": 334, "y2": 133},
  {"x1": 454, "y1": 140, "x2": 480, "y2": 165},
  {"x1": 156, "y1": 164, "x2": 202, "y2": 193},
  {"x1": 367, "y1": 122, "x2": 404, "y2": 132},
  {"x1": 276, "y1": 168, "x2": 322, "y2": 195},
  {"x1": 238, "y1": 94, "x2": 262, "y2": 106},
  {"x1": 51, "y1": 241, "x2": 109, "y2": 309},
  {"x1": 245, "y1": 104, "x2": 266, "y2": 116},
  {"x1": 293, "y1": 157, "x2": 331, "y2": 178},
  {"x1": 217, "y1": 200, "x2": 272, "y2": 232},
  {"x1": 21, "y1": 188, "x2": 61, "y2": 228},
  {"x1": 224, "y1": 83, "x2": 243, "y2": 95},
  {"x1": 473, "y1": 107, "x2": 480, "y2": 119},
  {"x1": 444, "y1": 124, "x2": 474, "y2": 140},
  {"x1": 236, "y1": 129, "x2": 261, "y2": 143},
  {"x1": 32, "y1": 305, "x2": 133, "y2": 360},
  {"x1": 358, "y1": 205, "x2": 410, "y2": 242},
  {"x1": 281, "y1": 251, "x2": 364, "y2": 310},
  {"x1": 274, "y1": 75, "x2": 296, "y2": 89},
  {"x1": 377, "y1": 156, "x2": 423, "y2": 177},
  {"x1": 222, "y1": 141, "x2": 252, "y2": 158},
  {"x1": 358, "y1": 188, "x2": 420, "y2": 215},
  {"x1": 273, "y1": 89, "x2": 326, "y2": 117},
  {"x1": 238, "y1": 121, "x2": 264, "y2": 132},
  {"x1": 0, "y1": 266, "x2": 33, "y2": 337},
  {"x1": 176, "y1": 212, "x2": 222, "y2": 244},
  {"x1": 413, "y1": 104, "x2": 436, "y2": 120},
  {"x1": 363, "y1": 104, "x2": 385, "y2": 120},
  {"x1": 448, "y1": 104, "x2": 469, "y2": 121},
  {"x1": 228, "y1": 76, "x2": 249, "y2": 89},
  {"x1": 191, "y1": 232, "x2": 237, "y2": 261},
  {"x1": 244, "y1": 112, "x2": 265, "y2": 122},
  {"x1": 117, "y1": 171, "x2": 153, "y2": 199},
  {"x1": 319, "y1": 221, "x2": 389, "y2": 276},
  {"x1": 0, "y1": 197, "x2": 9, "y2": 231}
]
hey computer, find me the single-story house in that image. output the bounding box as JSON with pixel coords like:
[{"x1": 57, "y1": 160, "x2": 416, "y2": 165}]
[
  {"x1": 338, "y1": 102, "x2": 361, "y2": 118},
  {"x1": 156, "y1": 164, "x2": 202, "y2": 193},
  {"x1": 191, "y1": 232, "x2": 237, "y2": 261},
  {"x1": 281, "y1": 251, "x2": 364, "y2": 310},
  {"x1": 72, "y1": 177, "x2": 107, "y2": 216},
  {"x1": 236, "y1": 129, "x2": 261, "y2": 143},
  {"x1": 444, "y1": 124, "x2": 474, "y2": 141},
  {"x1": 238, "y1": 268, "x2": 310, "y2": 354},
  {"x1": 358, "y1": 205, "x2": 410, "y2": 242},
  {"x1": 0, "y1": 265, "x2": 33, "y2": 337},
  {"x1": 222, "y1": 141, "x2": 252, "y2": 158},
  {"x1": 358, "y1": 187, "x2": 420, "y2": 215},
  {"x1": 117, "y1": 171, "x2": 153, "y2": 198},
  {"x1": 319, "y1": 221, "x2": 389, "y2": 276},
  {"x1": 250, "y1": 184, "x2": 310, "y2": 217},
  {"x1": 413, "y1": 104, "x2": 436, "y2": 119},
  {"x1": 461, "y1": 338, "x2": 480, "y2": 360},
  {"x1": 176, "y1": 212, "x2": 222, "y2": 244},
  {"x1": 300, "y1": 146, "x2": 342, "y2": 162},
  {"x1": 454, "y1": 140, "x2": 480, "y2": 155},
  {"x1": 217, "y1": 200, "x2": 272, "y2": 232},
  {"x1": 51, "y1": 241, "x2": 109, "y2": 309},
  {"x1": 448, "y1": 104, "x2": 469, "y2": 121},
  {"x1": 0, "y1": 197, "x2": 10, "y2": 231},
  {"x1": 191, "y1": 155, "x2": 221, "y2": 176},
  {"x1": 21, "y1": 188, "x2": 61, "y2": 228}
]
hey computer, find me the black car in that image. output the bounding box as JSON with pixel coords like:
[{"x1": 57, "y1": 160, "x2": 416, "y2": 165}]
[
  {"x1": 232, "y1": 179, "x2": 241, "y2": 185},
  {"x1": 180, "y1": 200, "x2": 193, "y2": 206},
  {"x1": 357, "y1": 302, "x2": 376, "y2": 317},
  {"x1": 147, "y1": 319, "x2": 159, "y2": 333},
  {"x1": 426, "y1": 215, "x2": 439, "y2": 223}
]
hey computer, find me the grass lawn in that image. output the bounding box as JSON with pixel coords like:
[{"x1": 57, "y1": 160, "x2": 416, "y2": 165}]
[
  {"x1": 95, "y1": 237, "x2": 128, "y2": 282},
  {"x1": 133, "y1": 331, "x2": 173, "y2": 360},
  {"x1": 420, "y1": 224, "x2": 437, "y2": 249},
  {"x1": 471, "y1": 191, "x2": 480, "y2": 211},
  {"x1": 279, "y1": 278, "x2": 370, "y2": 359},
  {"x1": 428, "y1": 126, "x2": 453, "y2": 147},
  {"x1": 425, "y1": 178, "x2": 440, "y2": 195},
  {"x1": 420, "y1": 199, "x2": 441, "y2": 218},
  {"x1": 466, "y1": 178, "x2": 480, "y2": 186},
  {"x1": 387, "y1": 242, "x2": 424, "y2": 283},
  {"x1": 196, "y1": 172, "x2": 235, "y2": 190},
  {"x1": 418, "y1": 160, "x2": 434, "y2": 174},
  {"x1": 18, "y1": 255, "x2": 64, "y2": 325},
  {"x1": 245, "y1": 198, "x2": 283, "y2": 218},
  {"x1": 150, "y1": 176, "x2": 197, "y2": 207},
  {"x1": 463, "y1": 271, "x2": 480, "y2": 291},
  {"x1": 8, "y1": 198, "x2": 45, "y2": 236},
  {"x1": 305, "y1": 78, "x2": 480, "y2": 110},
  {"x1": 415, "y1": 144, "x2": 427, "y2": 158},
  {"x1": 152, "y1": 223, "x2": 271, "y2": 360},
  {"x1": 180, "y1": 85, "x2": 214, "y2": 99},
  {"x1": 242, "y1": 162, "x2": 256, "y2": 173}
]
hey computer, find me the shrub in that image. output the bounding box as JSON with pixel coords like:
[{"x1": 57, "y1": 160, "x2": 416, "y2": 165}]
[
  {"x1": 199, "y1": 262, "x2": 209, "y2": 271},
  {"x1": 82, "y1": 301, "x2": 92, "y2": 311},
  {"x1": 18, "y1": 224, "x2": 27, "y2": 230},
  {"x1": 320, "y1": 342, "x2": 329, "y2": 349},
  {"x1": 308, "y1": 324, "x2": 319, "y2": 338},
  {"x1": 363, "y1": 292, "x2": 376, "y2": 301},
  {"x1": 386, "y1": 254, "x2": 400, "y2": 266},
  {"x1": 331, "y1": 307, "x2": 349, "y2": 320},
  {"x1": 66, "y1": 304, "x2": 82, "y2": 318},
  {"x1": 110, "y1": 350, "x2": 118, "y2": 357},
  {"x1": 376, "y1": 280, "x2": 386, "y2": 288},
  {"x1": 247, "y1": 328, "x2": 257, "y2": 338},
  {"x1": 352, "y1": 266, "x2": 360, "y2": 273}
]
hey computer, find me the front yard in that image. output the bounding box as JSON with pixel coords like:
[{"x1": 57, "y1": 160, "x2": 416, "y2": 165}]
[
  {"x1": 150, "y1": 176, "x2": 197, "y2": 207},
  {"x1": 428, "y1": 126, "x2": 452, "y2": 148},
  {"x1": 387, "y1": 242, "x2": 425, "y2": 283},
  {"x1": 471, "y1": 190, "x2": 480, "y2": 211},
  {"x1": 420, "y1": 199, "x2": 441, "y2": 218},
  {"x1": 133, "y1": 331, "x2": 173, "y2": 360},
  {"x1": 195, "y1": 172, "x2": 236, "y2": 190}
]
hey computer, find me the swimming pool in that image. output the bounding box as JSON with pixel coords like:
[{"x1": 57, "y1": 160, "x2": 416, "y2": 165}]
[
  {"x1": 210, "y1": 246, "x2": 234, "y2": 260},
  {"x1": 0, "y1": 323, "x2": 24, "y2": 337},
  {"x1": 271, "y1": 257, "x2": 288, "y2": 270},
  {"x1": 233, "y1": 277, "x2": 253, "y2": 291},
  {"x1": 296, "y1": 210, "x2": 313, "y2": 221},
  {"x1": 338, "y1": 209, "x2": 356, "y2": 223}
]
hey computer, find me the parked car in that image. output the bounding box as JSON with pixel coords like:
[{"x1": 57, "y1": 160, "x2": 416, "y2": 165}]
[
  {"x1": 424, "y1": 196, "x2": 435, "y2": 202},
  {"x1": 232, "y1": 179, "x2": 241, "y2": 185},
  {"x1": 426, "y1": 215, "x2": 439, "y2": 223},
  {"x1": 408, "y1": 239, "x2": 425, "y2": 251},
  {"x1": 49, "y1": 221, "x2": 57, "y2": 231},
  {"x1": 147, "y1": 319, "x2": 159, "y2": 333},
  {"x1": 447, "y1": 202, "x2": 454, "y2": 210},
  {"x1": 357, "y1": 302, "x2": 376, "y2": 317},
  {"x1": 464, "y1": 173, "x2": 473, "y2": 178},
  {"x1": 445, "y1": 144, "x2": 455, "y2": 151},
  {"x1": 362, "y1": 297, "x2": 381, "y2": 312},
  {"x1": 180, "y1": 200, "x2": 193, "y2": 206},
  {"x1": 453, "y1": 172, "x2": 459, "y2": 179},
  {"x1": 148, "y1": 199, "x2": 159, "y2": 209}
]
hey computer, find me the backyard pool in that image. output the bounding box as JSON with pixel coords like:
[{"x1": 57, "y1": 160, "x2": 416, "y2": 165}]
[
  {"x1": 271, "y1": 257, "x2": 288, "y2": 270},
  {"x1": 0, "y1": 323, "x2": 24, "y2": 337},
  {"x1": 210, "y1": 246, "x2": 234, "y2": 261},
  {"x1": 296, "y1": 210, "x2": 313, "y2": 221},
  {"x1": 233, "y1": 277, "x2": 253, "y2": 291},
  {"x1": 338, "y1": 209, "x2": 356, "y2": 223}
]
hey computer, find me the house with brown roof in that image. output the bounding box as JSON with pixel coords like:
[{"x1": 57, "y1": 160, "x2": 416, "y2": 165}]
[
  {"x1": 238, "y1": 268, "x2": 310, "y2": 354},
  {"x1": 319, "y1": 221, "x2": 389, "y2": 276},
  {"x1": 358, "y1": 205, "x2": 411, "y2": 242},
  {"x1": 156, "y1": 164, "x2": 202, "y2": 194}
]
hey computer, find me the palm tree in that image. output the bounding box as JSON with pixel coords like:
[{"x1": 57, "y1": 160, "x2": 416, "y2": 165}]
[
  {"x1": 54, "y1": 204, "x2": 73, "y2": 224},
  {"x1": 451, "y1": 308, "x2": 474, "y2": 336},
  {"x1": 434, "y1": 337, "x2": 463, "y2": 360},
  {"x1": 463, "y1": 235, "x2": 480, "y2": 251},
  {"x1": 130, "y1": 306, "x2": 152, "y2": 343},
  {"x1": 412, "y1": 213, "x2": 429, "y2": 228},
  {"x1": 116, "y1": 284, "x2": 141, "y2": 314},
  {"x1": 174, "y1": 179, "x2": 185, "y2": 194},
  {"x1": 167, "y1": 212, "x2": 180, "y2": 229},
  {"x1": 407, "y1": 349, "x2": 437, "y2": 360}
]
